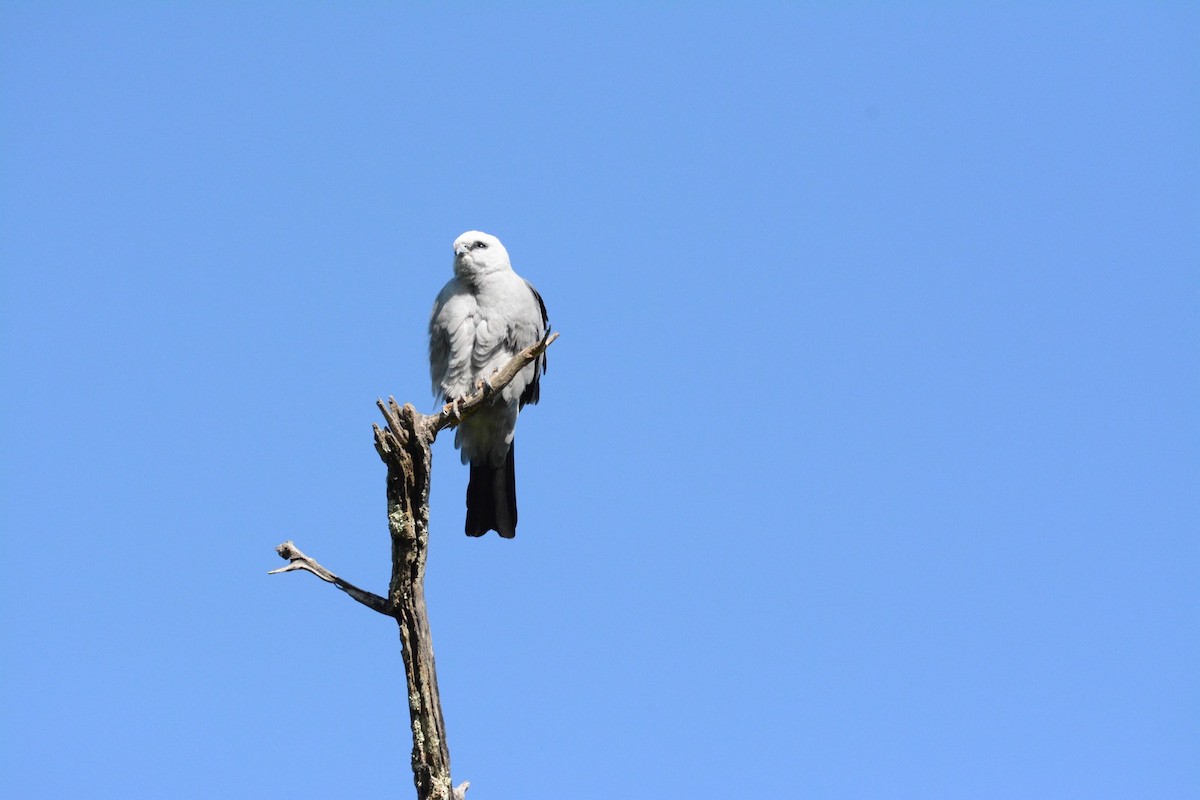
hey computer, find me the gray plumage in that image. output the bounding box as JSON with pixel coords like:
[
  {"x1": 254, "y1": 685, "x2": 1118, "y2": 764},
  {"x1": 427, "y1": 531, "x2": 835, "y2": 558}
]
[{"x1": 428, "y1": 230, "x2": 548, "y2": 538}]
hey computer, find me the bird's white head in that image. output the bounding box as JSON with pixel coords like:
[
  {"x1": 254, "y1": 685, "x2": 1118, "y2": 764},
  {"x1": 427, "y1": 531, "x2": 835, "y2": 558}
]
[{"x1": 452, "y1": 231, "x2": 511, "y2": 281}]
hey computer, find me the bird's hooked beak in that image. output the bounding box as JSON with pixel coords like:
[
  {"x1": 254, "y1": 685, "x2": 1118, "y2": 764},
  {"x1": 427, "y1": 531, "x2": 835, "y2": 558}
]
[{"x1": 454, "y1": 243, "x2": 469, "y2": 258}]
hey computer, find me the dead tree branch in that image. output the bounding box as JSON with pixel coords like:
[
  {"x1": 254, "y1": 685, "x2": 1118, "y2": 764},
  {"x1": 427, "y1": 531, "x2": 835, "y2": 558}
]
[
  {"x1": 270, "y1": 330, "x2": 559, "y2": 800},
  {"x1": 268, "y1": 540, "x2": 392, "y2": 616},
  {"x1": 426, "y1": 330, "x2": 558, "y2": 435}
]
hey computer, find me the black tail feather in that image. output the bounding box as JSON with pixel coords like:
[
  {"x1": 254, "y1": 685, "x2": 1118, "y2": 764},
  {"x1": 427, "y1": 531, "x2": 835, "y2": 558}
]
[{"x1": 465, "y1": 443, "x2": 518, "y2": 538}]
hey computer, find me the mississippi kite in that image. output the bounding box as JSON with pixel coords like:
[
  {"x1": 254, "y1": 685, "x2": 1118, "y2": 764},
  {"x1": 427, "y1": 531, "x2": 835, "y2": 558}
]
[{"x1": 429, "y1": 231, "x2": 548, "y2": 538}]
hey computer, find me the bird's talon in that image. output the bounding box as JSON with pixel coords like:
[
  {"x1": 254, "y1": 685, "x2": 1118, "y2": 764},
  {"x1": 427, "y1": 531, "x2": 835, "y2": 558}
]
[{"x1": 475, "y1": 375, "x2": 498, "y2": 396}]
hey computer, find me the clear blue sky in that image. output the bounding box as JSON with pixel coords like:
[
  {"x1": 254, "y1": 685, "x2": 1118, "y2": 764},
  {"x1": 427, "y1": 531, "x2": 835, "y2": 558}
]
[{"x1": 2, "y1": 4, "x2": 1196, "y2": 798}]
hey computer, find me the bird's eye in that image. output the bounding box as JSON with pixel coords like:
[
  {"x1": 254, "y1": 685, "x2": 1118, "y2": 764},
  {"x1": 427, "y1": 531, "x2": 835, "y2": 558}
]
[{"x1": 474, "y1": 241, "x2": 487, "y2": 249}]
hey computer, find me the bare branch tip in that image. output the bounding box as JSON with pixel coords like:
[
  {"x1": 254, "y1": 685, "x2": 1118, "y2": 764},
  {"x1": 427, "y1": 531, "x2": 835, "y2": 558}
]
[{"x1": 269, "y1": 541, "x2": 310, "y2": 576}]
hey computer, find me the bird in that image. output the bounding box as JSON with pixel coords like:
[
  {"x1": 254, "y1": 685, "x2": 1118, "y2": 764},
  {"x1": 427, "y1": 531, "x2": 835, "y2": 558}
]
[{"x1": 428, "y1": 231, "x2": 548, "y2": 538}]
